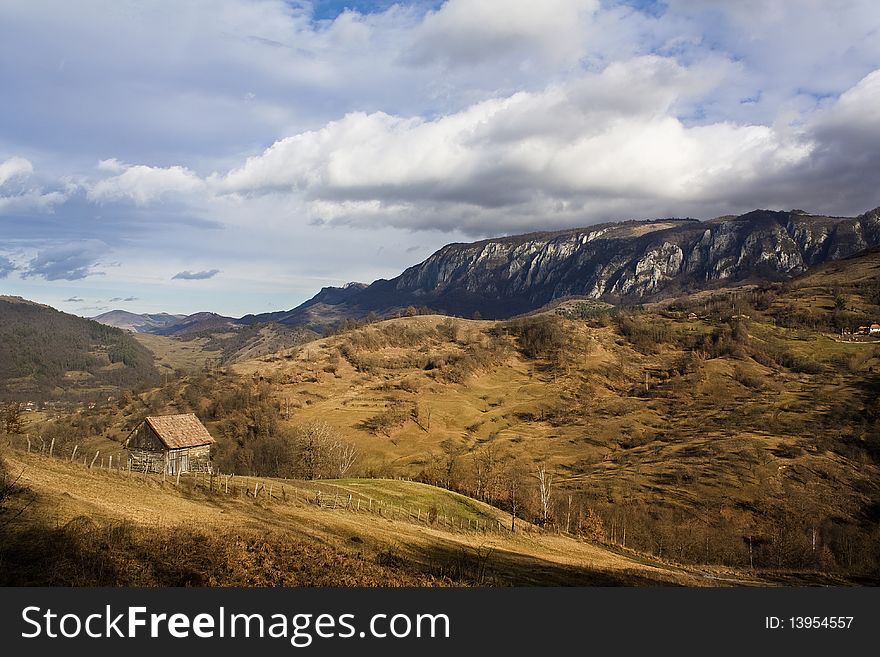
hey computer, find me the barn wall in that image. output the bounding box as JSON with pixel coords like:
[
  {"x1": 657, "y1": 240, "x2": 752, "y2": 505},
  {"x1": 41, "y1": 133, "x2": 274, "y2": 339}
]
[
  {"x1": 127, "y1": 424, "x2": 164, "y2": 452},
  {"x1": 183, "y1": 445, "x2": 213, "y2": 473},
  {"x1": 126, "y1": 422, "x2": 214, "y2": 474},
  {"x1": 128, "y1": 447, "x2": 166, "y2": 474},
  {"x1": 165, "y1": 445, "x2": 213, "y2": 474}
]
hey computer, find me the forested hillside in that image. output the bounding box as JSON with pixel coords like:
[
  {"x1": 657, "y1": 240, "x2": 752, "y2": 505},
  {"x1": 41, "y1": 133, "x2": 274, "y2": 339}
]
[{"x1": 0, "y1": 296, "x2": 159, "y2": 400}]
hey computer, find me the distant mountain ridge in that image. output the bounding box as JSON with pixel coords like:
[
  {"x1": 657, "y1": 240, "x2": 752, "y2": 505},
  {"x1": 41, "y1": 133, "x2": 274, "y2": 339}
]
[
  {"x1": 92, "y1": 206, "x2": 880, "y2": 334},
  {"x1": 91, "y1": 310, "x2": 237, "y2": 336},
  {"x1": 91, "y1": 310, "x2": 185, "y2": 333},
  {"x1": 247, "y1": 206, "x2": 880, "y2": 330}
]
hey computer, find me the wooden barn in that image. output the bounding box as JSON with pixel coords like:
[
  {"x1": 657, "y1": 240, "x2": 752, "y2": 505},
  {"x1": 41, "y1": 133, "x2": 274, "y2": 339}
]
[{"x1": 125, "y1": 413, "x2": 214, "y2": 474}]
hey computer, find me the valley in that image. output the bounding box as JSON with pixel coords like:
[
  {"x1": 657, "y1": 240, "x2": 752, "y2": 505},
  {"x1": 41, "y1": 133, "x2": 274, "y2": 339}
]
[{"x1": 2, "y1": 212, "x2": 880, "y2": 585}]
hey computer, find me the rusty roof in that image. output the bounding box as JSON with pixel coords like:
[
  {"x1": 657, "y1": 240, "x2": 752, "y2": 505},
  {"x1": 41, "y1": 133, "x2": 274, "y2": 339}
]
[{"x1": 144, "y1": 414, "x2": 215, "y2": 449}]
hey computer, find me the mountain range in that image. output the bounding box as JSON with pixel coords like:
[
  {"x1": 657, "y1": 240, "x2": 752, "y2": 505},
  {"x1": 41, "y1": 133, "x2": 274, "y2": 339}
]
[
  {"x1": 92, "y1": 310, "x2": 237, "y2": 336},
  {"x1": 92, "y1": 206, "x2": 880, "y2": 333}
]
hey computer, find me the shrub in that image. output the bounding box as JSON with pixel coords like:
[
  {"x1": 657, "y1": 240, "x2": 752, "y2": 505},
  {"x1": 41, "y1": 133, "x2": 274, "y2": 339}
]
[
  {"x1": 733, "y1": 366, "x2": 765, "y2": 390},
  {"x1": 499, "y1": 316, "x2": 568, "y2": 359}
]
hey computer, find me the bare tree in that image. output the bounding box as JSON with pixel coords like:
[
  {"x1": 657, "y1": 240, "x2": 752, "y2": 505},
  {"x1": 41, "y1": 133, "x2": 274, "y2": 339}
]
[
  {"x1": 438, "y1": 438, "x2": 464, "y2": 490},
  {"x1": 412, "y1": 402, "x2": 431, "y2": 431},
  {"x1": 534, "y1": 460, "x2": 554, "y2": 527},
  {"x1": 504, "y1": 460, "x2": 528, "y2": 533},
  {"x1": 473, "y1": 442, "x2": 500, "y2": 502},
  {"x1": 293, "y1": 420, "x2": 336, "y2": 479},
  {"x1": 331, "y1": 440, "x2": 359, "y2": 478}
]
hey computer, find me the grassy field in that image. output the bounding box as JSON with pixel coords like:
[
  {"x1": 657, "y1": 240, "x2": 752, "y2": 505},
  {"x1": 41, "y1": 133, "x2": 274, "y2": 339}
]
[
  {"x1": 134, "y1": 332, "x2": 220, "y2": 373},
  {"x1": 0, "y1": 447, "x2": 735, "y2": 586}
]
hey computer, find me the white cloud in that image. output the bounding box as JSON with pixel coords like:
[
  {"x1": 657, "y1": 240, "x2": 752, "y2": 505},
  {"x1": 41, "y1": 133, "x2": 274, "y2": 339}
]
[
  {"x1": 211, "y1": 55, "x2": 813, "y2": 232},
  {"x1": 0, "y1": 156, "x2": 68, "y2": 213},
  {"x1": 88, "y1": 163, "x2": 205, "y2": 205},
  {"x1": 3, "y1": 1, "x2": 880, "y2": 314},
  {"x1": 97, "y1": 158, "x2": 126, "y2": 173},
  {"x1": 0, "y1": 156, "x2": 33, "y2": 185}
]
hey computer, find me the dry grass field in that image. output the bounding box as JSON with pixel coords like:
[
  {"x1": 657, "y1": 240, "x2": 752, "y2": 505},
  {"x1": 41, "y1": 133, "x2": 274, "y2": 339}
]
[{"x1": 0, "y1": 448, "x2": 727, "y2": 586}]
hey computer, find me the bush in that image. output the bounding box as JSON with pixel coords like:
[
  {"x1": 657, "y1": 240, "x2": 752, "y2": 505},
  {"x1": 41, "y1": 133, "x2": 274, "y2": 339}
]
[
  {"x1": 360, "y1": 403, "x2": 412, "y2": 435},
  {"x1": 733, "y1": 366, "x2": 765, "y2": 390},
  {"x1": 614, "y1": 313, "x2": 672, "y2": 354},
  {"x1": 499, "y1": 316, "x2": 568, "y2": 359}
]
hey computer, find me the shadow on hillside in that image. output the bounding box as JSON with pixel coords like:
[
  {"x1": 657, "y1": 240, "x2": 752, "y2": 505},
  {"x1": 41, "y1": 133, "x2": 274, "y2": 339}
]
[
  {"x1": 823, "y1": 371, "x2": 880, "y2": 465},
  {"x1": 0, "y1": 495, "x2": 442, "y2": 587},
  {"x1": 409, "y1": 539, "x2": 685, "y2": 586}
]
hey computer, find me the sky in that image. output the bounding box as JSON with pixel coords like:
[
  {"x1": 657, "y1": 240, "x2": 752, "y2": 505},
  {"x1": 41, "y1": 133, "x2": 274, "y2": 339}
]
[{"x1": 1, "y1": 0, "x2": 879, "y2": 317}]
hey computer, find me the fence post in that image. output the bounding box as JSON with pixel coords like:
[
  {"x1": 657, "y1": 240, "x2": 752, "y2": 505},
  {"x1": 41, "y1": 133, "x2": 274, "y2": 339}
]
[
  {"x1": 89, "y1": 451, "x2": 99, "y2": 469},
  {"x1": 26, "y1": 436, "x2": 31, "y2": 453},
  {"x1": 269, "y1": 483, "x2": 273, "y2": 499},
  {"x1": 49, "y1": 437, "x2": 55, "y2": 458},
  {"x1": 108, "y1": 455, "x2": 112, "y2": 470},
  {"x1": 176, "y1": 469, "x2": 181, "y2": 486}
]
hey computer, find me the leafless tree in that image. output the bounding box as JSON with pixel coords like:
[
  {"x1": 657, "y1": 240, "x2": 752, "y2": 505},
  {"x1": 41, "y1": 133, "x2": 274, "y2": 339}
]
[
  {"x1": 472, "y1": 442, "x2": 500, "y2": 502},
  {"x1": 504, "y1": 460, "x2": 528, "y2": 533},
  {"x1": 534, "y1": 460, "x2": 554, "y2": 526},
  {"x1": 293, "y1": 420, "x2": 337, "y2": 479},
  {"x1": 438, "y1": 438, "x2": 464, "y2": 490},
  {"x1": 331, "y1": 440, "x2": 359, "y2": 478}
]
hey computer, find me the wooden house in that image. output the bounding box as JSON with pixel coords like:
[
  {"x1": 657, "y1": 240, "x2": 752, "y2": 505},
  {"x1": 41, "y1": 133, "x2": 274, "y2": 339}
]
[{"x1": 125, "y1": 413, "x2": 214, "y2": 474}]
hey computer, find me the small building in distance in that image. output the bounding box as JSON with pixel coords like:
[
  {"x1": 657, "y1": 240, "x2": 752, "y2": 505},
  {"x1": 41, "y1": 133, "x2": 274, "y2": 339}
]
[
  {"x1": 871, "y1": 323, "x2": 880, "y2": 335},
  {"x1": 125, "y1": 413, "x2": 214, "y2": 474}
]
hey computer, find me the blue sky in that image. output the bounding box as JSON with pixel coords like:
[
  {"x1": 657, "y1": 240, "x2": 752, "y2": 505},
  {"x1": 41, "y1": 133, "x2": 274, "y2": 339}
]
[{"x1": 1, "y1": 0, "x2": 880, "y2": 317}]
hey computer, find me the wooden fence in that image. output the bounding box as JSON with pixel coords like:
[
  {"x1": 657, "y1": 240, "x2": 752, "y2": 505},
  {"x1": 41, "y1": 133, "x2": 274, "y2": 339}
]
[{"x1": 8, "y1": 439, "x2": 517, "y2": 536}]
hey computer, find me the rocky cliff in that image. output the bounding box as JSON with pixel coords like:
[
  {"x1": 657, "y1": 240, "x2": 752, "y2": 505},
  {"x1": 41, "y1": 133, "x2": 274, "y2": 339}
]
[{"x1": 268, "y1": 207, "x2": 880, "y2": 328}]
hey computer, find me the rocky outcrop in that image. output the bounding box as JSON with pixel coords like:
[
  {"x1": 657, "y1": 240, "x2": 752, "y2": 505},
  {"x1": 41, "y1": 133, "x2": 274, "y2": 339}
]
[{"x1": 264, "y1": 207, "x2": 880, "y2": 328}]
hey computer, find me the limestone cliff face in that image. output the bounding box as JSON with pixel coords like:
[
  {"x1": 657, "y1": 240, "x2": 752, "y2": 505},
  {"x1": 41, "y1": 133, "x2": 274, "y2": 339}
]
[
  {"x1": 272, "y1": 207, "x2": 880, "y2": 327},
  {"x1": 386, "y1": 208, "x2": 880, "y2": 315}
]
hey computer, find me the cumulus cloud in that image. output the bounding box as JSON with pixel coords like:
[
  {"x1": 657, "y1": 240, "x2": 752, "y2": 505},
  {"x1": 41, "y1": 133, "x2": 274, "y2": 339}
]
[
  {"x1": 22, "y1": 241, "x2": 106, "y2": 281},
  {"x1": 172, "y1": 269, "x2": 220, "y2": 280},
  {"x1": 0, "y1": 156, "x2": 67, "y2": 213},
  {"x1": 2, "y1": 1, "x2": 880, "y2": 314},
  {"x1": 212, "y1": 55, "x2": 812, "y2": 232},
  {"x1": 88, "y1": 163, "x2": 204, "y2": 205},
  {"x1": 0, "y1": 156, "x2": 33, "y2": 185}
]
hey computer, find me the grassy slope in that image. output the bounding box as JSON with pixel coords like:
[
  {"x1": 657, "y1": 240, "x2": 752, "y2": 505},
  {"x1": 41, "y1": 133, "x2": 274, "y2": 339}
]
[
  {"x1": 0, "y1": 448, "x2": 717, "y2": 586},
  {"x1": 221, "y1": 253, "x2": 880, "y2": 572},
  {"x1": 231, "y1": 314, "x2": 879, "y2": 512},
  {"x1": 133, "y1": 332, "x2": 220, "y2": 374}
]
